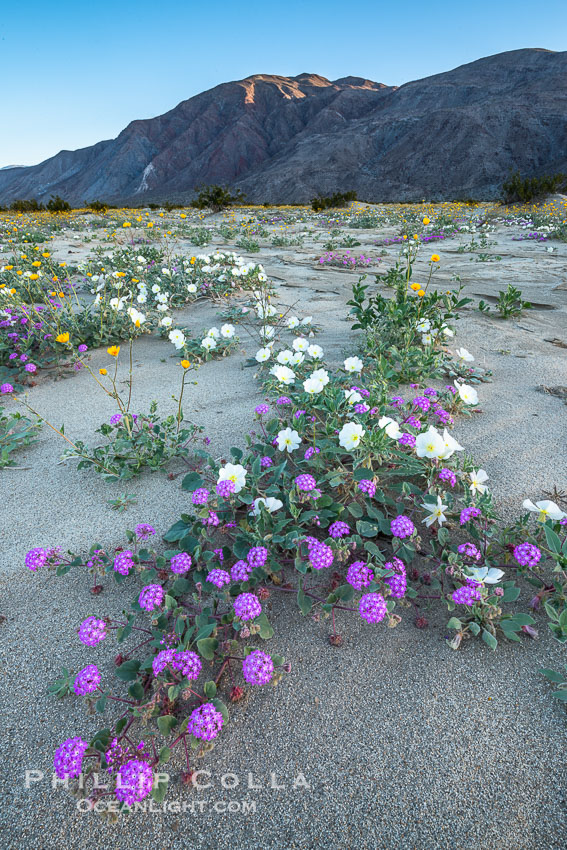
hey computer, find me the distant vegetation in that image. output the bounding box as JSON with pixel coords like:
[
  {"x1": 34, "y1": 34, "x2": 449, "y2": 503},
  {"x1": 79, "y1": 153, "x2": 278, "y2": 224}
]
[
  {"x1": 190, "y1": 185, "x2": 246, "y2": 212},
  {"x1": 502, "y1": 171, "x2": 567, "y2": 204},
  {"x1": 311, "y1": 191, "x2": 357, "y2": 212}
]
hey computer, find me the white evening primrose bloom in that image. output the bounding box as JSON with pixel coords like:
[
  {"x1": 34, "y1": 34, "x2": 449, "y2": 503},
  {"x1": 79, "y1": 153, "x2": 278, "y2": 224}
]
[
  {"x1": 270, "y1": 365, "x2": 295, "y2": 385},
  {"x1": 438, "y1": 429, "x2": 464, "y2": 460},
  {"x1": 344, "y1": 389, "x2": 363, "y2": 405},
  {"x1": 311, "y1": 368, "x2": 329, "y2": 387},
  {"x1": 307, "y1": 344, "x2": 324, "y2": 360},
  {"x1": 303, "y1": 376, "x2": 325, "y2": 394},
  {"x1": 291, "y1": 352, "x2": 305, "y2": 366},
  {"x1": 260, "y1": 326, "x2": 275, "y2": 340},
  {"x1": 455, "y1": 347, "x2": 474, "y2": 362},
  {"x1": 217, "y1": 463, "x2": 247, "y2": 493},
  {"x1": 338, "y1": 422, "x2": 365, "y2": 451},
  {"x1": 455, "y1": 382, "x2": 479, "y2": 405},
  {"x1": 151, "y1": 284, "x2": 161, "y2": 293},
  {"x1": 421, "y1": 333, "x2": 433, "y2": 346},
  {"x1": 159, "y1": 316, "x2": 173, "y2": 328},
  {"x1": 221, "y1": 323, "x2": 235, "y2": 338},
  {"x1": 522, "y1": 499, "x2": 566, "y2": 522},
  {"x1": 128, "y1": 308, "x2": 146, "y2": 326},
  {"x1": 468, "y1": 566, "x2": 505, "y2": 584},
  {"x1": 207, "y1": 327, "x2": 220, "y2": 339},
  {"x1": 292, "y1": 337, "x2": 309, "y2": 352},
  {"x1": 276, "y1": 349, "x2": 294, "y2": 365},
  {"x1": 301, "y1": 316, "x2": 313, "y2": 325},
  {"x1": 287, "y1": 316, "x2": 300, "y2": 329},
  {"x1": 469, "y1": 469, "x2": 489, "y2": 496},
  {"x1": 255, "y1": 347, "x2": 271, "y2": 363},
  {"x1": 344, "y1": 356, "x2": 363, "y2": 373},
  {"x1": 378, "y1": 416, "x2": 402, "y2": 440},
  {"x1": 441, "y1": 324, "x2": 454, "y2": 338},
  {"x1": 276, "y1": 428, "x2": 302, "y2": 453},
  {"x1": 187, "y1": 283, "x2": 197, "y2": 294},
  {"x1": 415, "y1": 427, "x2": 445, "y2": 459},
  {"x1": 422, "y1": 495, "x2": 448, "y2": 527},
  {"x1": 416, "y1": 319, "x2": 431, "y2": 333},
  {"x1": 251, "y1": 497, "x2": 283, "y2": 516},
  {"x1": 201, "y1": 337, "x2": 217, "y2": 351}
]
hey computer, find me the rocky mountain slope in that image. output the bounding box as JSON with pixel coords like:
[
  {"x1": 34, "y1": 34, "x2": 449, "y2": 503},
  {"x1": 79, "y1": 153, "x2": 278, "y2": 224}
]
[{"x1": 1, "y1": 48, "x2": 565, "y2": 205}]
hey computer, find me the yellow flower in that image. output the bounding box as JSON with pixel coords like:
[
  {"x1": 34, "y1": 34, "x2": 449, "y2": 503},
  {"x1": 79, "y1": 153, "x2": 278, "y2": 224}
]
[
  {"x1": 180, "y1": 359, "x2": 191, "y2": 369},
  {"x1": 430, "y1": 254, "x2": 440, "y2": 262},
  {"x1": 417, "y1": 290, "x2": 425, "y2": 297},
  {"x1": 123, "y1": 221, "x2": 132, "y2": 228},
  {"x1": 58, "y1": 292, "x2": 64, "y2": 298},
  {"x1": 107, "y1": 345, "x2": 120, "y2": 357},
  {"x1": 99, "y1": 368, "x2": 107, "y2": 375},
  {"x1": 131, "y1": 278, "x2": 139, "y2": 283},
  {"x1": 4, "y1": 265, "x2": 13, "y2": 270},
  {"x1": 147, "y1": 222, "x2": 154, "y2": 228},
  {"x1": 59, "y1": 262, "x2": 66, "y2": 267},
  {"x1": 402, "y1": 235, "x2": 407, "y2": 240},
  {"x1": 56, "y1": 332, "x2": 70, "y2": 343},
  {"x1": 42, "y1": 252, "x2": 50, "y2": 258},
  {"x1": 31, "y1": 260, "x2": 41, "y2": 267},
  {"x1": 29, "y1": 274, "x2": 39, "y2": 280},
  {"x1": 410, "y1": 283, "x2": 421, "y2": 291},
  {"x1": 16, "y1": 270, "x2": 23, "y2": 276},
  {"x1": 190, "y1": 257, "x2": 196, "y2": 265},
  {"x1": 423, "y1": 217, "x2": 430, "y2": 225},
  {"x1": 180, "y1": 213, "x2": 186, "y2": 219}
]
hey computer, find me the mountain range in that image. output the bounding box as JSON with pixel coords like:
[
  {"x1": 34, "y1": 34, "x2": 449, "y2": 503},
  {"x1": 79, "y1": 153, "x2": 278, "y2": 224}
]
[{"x1": 0, "y1": 48, "x2": 565, "y2": 206}]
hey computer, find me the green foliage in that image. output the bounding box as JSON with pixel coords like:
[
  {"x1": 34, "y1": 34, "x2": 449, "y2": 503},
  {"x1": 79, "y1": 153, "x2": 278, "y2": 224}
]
[
  {"x1": 10, "y1": 198, "x2": 44, "y2": 212},
  {"x1": 494, "y1": 284, "x2": 531, "y2": 319},
  {"x1": 46, "y1": 195, "x2": 71, "y2": 213},
  {"x1": 0, "y1": 407, "x2": 41, "y2": 467},
  {"x1": 190, "y1": 185, "x2": 245, "y2": 212},
  {"x1": 502, "y1": 171, "x2": 567, "y2": 204},
  {"x1": 311, "y1": 191, "x2": 357, "y2": 212}
]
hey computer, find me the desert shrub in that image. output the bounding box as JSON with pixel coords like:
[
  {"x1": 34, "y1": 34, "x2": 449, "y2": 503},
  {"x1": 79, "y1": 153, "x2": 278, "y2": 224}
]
[
  {"x1": 46, "y1": 195, "x2": 71, "y2": 212},
  {"x1": 190, "y1": 185, "x2": 245, "y2": 212},
  {"x1": 10, "y1": 198, "x2": 44, "y2": 212},
  {"x1": 311, "y1": 191, "x2": 357, "y2": 212},
  {"x1": 87, "y1": 200, "x2": 109, "y2": 213},
  {"x1": 502, "y1": 171, "x2": 567, "y2": 204}
]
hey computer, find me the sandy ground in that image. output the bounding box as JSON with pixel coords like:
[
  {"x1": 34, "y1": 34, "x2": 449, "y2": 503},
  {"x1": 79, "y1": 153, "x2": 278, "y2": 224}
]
[{"x1": 1, "y1": 210, "x2": 566, "y2": 849}]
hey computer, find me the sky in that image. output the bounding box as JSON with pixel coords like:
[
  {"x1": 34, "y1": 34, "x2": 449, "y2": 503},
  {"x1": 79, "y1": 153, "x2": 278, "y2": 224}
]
[{"x1": 0, "y1": 0, "x2": 565, "y2": 166}]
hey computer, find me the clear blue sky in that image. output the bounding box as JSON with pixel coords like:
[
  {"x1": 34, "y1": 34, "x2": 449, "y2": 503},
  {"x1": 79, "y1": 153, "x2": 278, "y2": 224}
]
[{"x1": 1, "y1": 0, "x2": 565, "y2": 166}]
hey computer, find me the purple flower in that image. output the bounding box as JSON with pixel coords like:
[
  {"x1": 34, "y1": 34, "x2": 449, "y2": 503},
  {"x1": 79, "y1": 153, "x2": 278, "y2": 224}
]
[
  {"x1": 138, "y1": 584, "x2": 164, "y2": 612},
  {"x1": 458, "y1": 542, "x2": 481, "y2": 561},
  {"x1": 247, "y1": 546, "x2": 268, "y2": 568},
  {"x1": 304, "y1": 446, "x2": 320, "y2": 461},
  {"x1": 191, "y1": 488, "x2": 210, "y2": 506},
  {"x1": 242, "y1": 650, "x2": 274, "y2": 685},
  {"x1": 170, "y1": 552, "x2": 192, "y2": 574},
  {"x1": 390, "y1": 396, "x2": 405, "y2": 407},
  {"x1": 413, "y1": 396, "x2": 431, "y2": 412},
  {"x1": 305, "y1": 539, "x2": 334, "y2": 570},
  {"x1": 405, "y1": 416, "x2": 421, "y2": 429},
  {"x1": 113, "y1": 550, "x2": 134, "y2": 576},
  {"x1": 202, "y1": 511, "x2": 220, "y2": 527},
  {"x1": 346, "y1": 560, "x2": 374, "y2": 590},
  {"x1": 135, "y1": 523, "x2": 155, "y2": 540},
  {"x1": 357, "y1": 479, "x2": 376, "y2": 497},
  {"x1": 233, "y1": 592, "x2": 262, "y2": 621},
  {"x1": 231, "y1": 560, "x2": 252, "y2": 582},
  {"x1": 173, "y1": 650, "x2": 202, "y2": 680},
  {"x1": 460, "y1": 506, "x2": 481, "y2": 525},
  {"x1": 152, "y1": 649, "x2": 176, "y2": 677},
  {"x1": 328, "y1": 520, "x2": 350, "y2": 539},
  {"x1": 439, "y1": 468, "x2": 456, "y2": 487},
  {"x1": 24, "y1": 363, "x2": 37, "y2": 373},
  {"x1": 398, "y1": 433, "x2": 416, "y2": 447},
  {"x1": 1, "y1": 383, "x2": 14, "y2": 394},
  {"x1": 255, "y1": 403, "x2": 269, "y2": 415},
  {"x1": 25, "y1": 547, "x2": 48, "y2": 572},
  {"x1": 115, "y1": 760, "x2": 153, "y2": 805},
  {"x1": 276, "y1": 396, "x2": 292, "y2": 405},
  {"x1": 207, "y1": 569, "x2": 231, "y2": 588},
  {"x1": 54, "y1": 737, "x2": 89, "y2": 779},
  {"x1": 390, "y1": 515, "x2": 416, "y2": 539},
  {"x1": 110, "y1": 414, "x2": 122, "y2": 426},
  {"x1": 216, "y1": 479, "x2": 235, "y2": 499},
  {"x1": 187, "y1": 703, "x2": 224, "y2": 741},
  {"x1": 359, "y1": 593, "x2": 387, "y2": 623},
  {"x1": 78, "y1": 344, "x2": 88, "y2": 353},
  {"x1": 513, "y1": 542, "x2": 542, "y2": 568},
  {"x1": 353, "y1": 403, "x2": 369, "y2": 414},
  {"x1": 74, "y1": 664, "x2": 101, "y2": 695},
  {"x1": 78, "y1": 617, "x2": 107, "y2": 646},
  {"x1": 451, "y1": 584, "x2": 482, "y2": 605},
  {"x1": 384, "y1": 559, "x2": 407, "y2": 598},
  {"x1": 295, "y1": 473, "x2": 317, "y2": 492},
  {"x1": 260, "y1": 456, "x2": 273, "y2": 468}
]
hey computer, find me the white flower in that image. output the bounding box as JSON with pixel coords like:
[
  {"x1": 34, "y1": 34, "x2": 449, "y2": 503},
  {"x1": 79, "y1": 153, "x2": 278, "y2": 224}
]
[
  {"x1": 276, "y1": 349, "x2": 294, "y2": 365},
  {"x1": 276, "y1": 428, "x2": 302, "y2": 453},
  {"x1": 287, "y1": 316, "x2": 300, "y2": 329},
  {"x1": 159, "y1": 316, "x2": 173, "y2": 328},
  {"x1": 291, "y1": 352, "x2": 305, "y2": 366},
  {"x1": 438, "y1": 429, "x2": 464, "y2": 460},
  {"x1": 207, "y1": 327, "x2": 220, "y2": 339},
  {"x1": 468, "y1": 566, "x2": 504, "y2": 585},
  {"x1": 307, "y1": 344, "x2": 323, "y2": 360},
  {"x1": 257, "y1": 273, "x2": 267, "y2": 282},
  {"x1": 255, "y1": 348, "x2": 271, "y2": 363},
  {"x1": 421, "y1": 333, "x2": 433, "y2": 346},
  {"x1": 455, "y1": 347, "x2": 474, "y2": 363},
  {"x1": 522, "y1": 499, "x2": 566, "y2": 522},
  {"x1": 187, "y1": 283, "x2": 197, "y2": 294},
  {"x1": 260, "y1": 326, "x2": 275, "y2": 340},
  {"x1": 469, "y1": 469, "x2": 489, "y2": 496},
  {"x1": 270, "y1": 365, "x2": 295, "y2": 385},
  {"x1": 416, "y1": 319, "x2": 431, "y2": 333},
  {"x1": 441, "y1": 324, "x2": 454, "y2": 338},
  {"x1": 344, "y1": 356, "x2": 363, "y2": 373},
  {"x1": 217, "y1": 463, "x2": 247, "y2": 493},
  {"x1": 338, "y1": 422, "x2": 365, "y2": 451},
  {"x1": 201, "y1": 337, "x2": 217, "y2": 351},
  {"x1": 303, "y1": 376, "x2": 325, "y2": 394},
  {"x1": 378, "y1": 416, "x2": 402, "y2": 440},
  {"x1": 344, "y1": 389, "x2": 362, "y2": 405},
  {"x1": 128, "y1": 308, "x2": 146, "y2": 326},
  {"x1": 168, "y1": 330, "x2": 185, "y2": 349},
  {"x1": 415, "y1": 427, "x2": 445, "y2": 458},
  {"x1": 220, "y1": 324, "x2": 235, "y2": 338},
  {"x1": 311, "y1": 368, "x2": 329, "y2": 387},
  {"x1": 422, "y1": 495, "x2": 448, "y2": 527},
  {"x1": 455, "y1": 382, "x2": 479, "y2": 405},
  {"x1": 151, "y1": 284, "x2": 161, "y2": 293},
  {"x1": 301, "y1": 316, "x2": 313, "y2": 325},
  {"x1": 292, "y1": 337, "x2": 309, "y2": 352},
  {"x1": 250, "y1": 497, "x2": 283, "y2": 516}
]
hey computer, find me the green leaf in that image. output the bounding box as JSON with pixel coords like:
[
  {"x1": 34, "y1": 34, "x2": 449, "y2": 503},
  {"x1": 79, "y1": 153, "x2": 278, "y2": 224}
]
[
  {"x1": 356, "y1": 520, "x2": 378, "y2": 538},
  {"x1": 469, "y1": 622, "x2": 480, "y2": 636},
  {"x1": 257, "y1": 612, "x2": 274, "y2": 639},
  {"x1": 203, "y1": 680, "x2": 217, "y2": 699},
  {"x1": 212, "y1": 698, "x2": 229, "y2": 723},
  {"x1": 297, "y1": 587, "x2": 312, "y2": 616},
  {"x1": 151, "y1": 775, "x2": 169, "y2": 803},
  {"x1": 196, "y1": 637, "x2": 219, "y2": 660},
  {"x1": 159, "y1": 746, "x2": 172, "y2": 763},
  {"x1": 347, "y1": 502, "x2": 363, "y2": 518},
  {"x1": 181, "y1": 472, "x2": 203, "y2": 492},
  {"x1": 481, "y1": 629, "x2": 498, "y2": 650},
  {"x1": 540, "y1": 668, "x2": 565, "y2": 683},
  {"x1": 552, "y1": 689, "x2": 567, "y2": 701},
  {"x1": 115, "y1": 660, "x2": 141, "y2": 681},
  {"x1": 157, "y1": 715, "x2": 177, "y2": 736},
  {"x1": 544, "y1": 524, "x2": 562, "y2": 555},
  {"x1": 128, "y1": 681, "x2": 144, "y2": 701},
  {"x1": 95, "y1": 695, "x2": 107, "y2": 714},
  {"x1": 447, "y1": 617, "x2": 462, "y2": 630}
]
